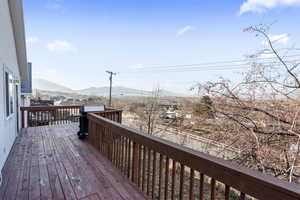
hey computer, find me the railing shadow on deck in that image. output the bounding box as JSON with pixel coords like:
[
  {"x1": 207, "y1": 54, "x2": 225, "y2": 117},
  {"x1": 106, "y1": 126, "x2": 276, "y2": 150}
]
[{"x1": 87, "y1": 113, "x2": 300, "y2": 200}]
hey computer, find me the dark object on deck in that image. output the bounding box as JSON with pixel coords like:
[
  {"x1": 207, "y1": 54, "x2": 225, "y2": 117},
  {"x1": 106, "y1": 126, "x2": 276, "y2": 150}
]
[{"x1": 77, "y1": 105, "x2": 106, "y2": 139}]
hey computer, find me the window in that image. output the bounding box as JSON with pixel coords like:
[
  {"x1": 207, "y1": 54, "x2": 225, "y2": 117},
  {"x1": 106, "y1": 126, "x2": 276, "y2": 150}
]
[{"x1": 5, "y1": 71, "x2": 14, "y2": 117}]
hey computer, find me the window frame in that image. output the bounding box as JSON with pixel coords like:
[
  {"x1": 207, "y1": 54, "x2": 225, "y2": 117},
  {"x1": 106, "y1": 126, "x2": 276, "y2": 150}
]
[{"x1": 3, "y1": 66, "x2": 15, "y2": 119}]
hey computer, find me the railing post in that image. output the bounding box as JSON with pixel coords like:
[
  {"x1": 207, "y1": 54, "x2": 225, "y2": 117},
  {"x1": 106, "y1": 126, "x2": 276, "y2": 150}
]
[
  {"x1": 119, "y1": 111, "x2": 122, "y2": 123},
  {"x1": 27, "y1": 110, "x2": 30, "y2": 127},
  {"x1": 132, "y1": 142, "x2": 139, "y2": 184},
  {"x1": 21, "y1": 108, "x2": 25, "y2": 128}
]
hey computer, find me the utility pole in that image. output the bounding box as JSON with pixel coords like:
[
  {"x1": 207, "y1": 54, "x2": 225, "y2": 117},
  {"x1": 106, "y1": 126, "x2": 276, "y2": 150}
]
[{"x1": 106, "y1": 71, "x2": 116, "y2": 107}]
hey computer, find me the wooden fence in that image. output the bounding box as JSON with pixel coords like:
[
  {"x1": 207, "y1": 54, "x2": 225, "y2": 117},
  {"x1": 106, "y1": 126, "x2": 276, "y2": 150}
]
[{"x1": 87, "y1": 113, "x2": 300, "y2": 200}]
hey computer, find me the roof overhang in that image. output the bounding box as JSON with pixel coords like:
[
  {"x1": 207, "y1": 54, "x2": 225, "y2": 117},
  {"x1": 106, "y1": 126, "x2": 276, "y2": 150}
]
[{"x1": 8, "y1": 0, "x2": 28, "y2": 81}]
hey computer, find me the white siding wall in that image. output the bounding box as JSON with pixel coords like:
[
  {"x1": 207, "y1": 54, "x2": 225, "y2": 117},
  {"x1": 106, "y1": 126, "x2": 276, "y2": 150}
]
[{"x1": 0, "y1": 0, "x2": 21, "y2": 171}]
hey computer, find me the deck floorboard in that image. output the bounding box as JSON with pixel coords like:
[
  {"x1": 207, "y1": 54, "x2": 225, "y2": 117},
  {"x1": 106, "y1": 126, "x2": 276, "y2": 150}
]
[{"x1": 0, "y1": 124, "x2": 146, "y2": 200}]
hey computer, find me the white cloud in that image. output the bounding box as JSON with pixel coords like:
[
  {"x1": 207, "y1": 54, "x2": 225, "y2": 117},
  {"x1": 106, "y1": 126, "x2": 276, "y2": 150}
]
[
  {"x1": 26, "y1": 36, "x2": 40, "y2": 44},
  {"x1": 262, "y1": 34, "x2": 290, "y2": 45},
  {"x1": 176, "y1": 25, "x2": 195, "y2": 36},
  {"x1": 239, "y1": 0, "x2": 300, "y2": 15},
  {"x1": 129, "y1": 64, "x2": 144, "y2": 69},
  {"x1": 47, "y1": 40, "x2": 77, "y2": 53}
]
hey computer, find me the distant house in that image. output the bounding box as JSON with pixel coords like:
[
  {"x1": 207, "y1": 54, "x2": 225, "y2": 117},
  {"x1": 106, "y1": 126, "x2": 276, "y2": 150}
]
[
  {"x1": 159, "y1": 104, "x2": 181, "y2": 111},
  {"x1": 0, "y1": 0, "x2": 29, "y2": 174}
]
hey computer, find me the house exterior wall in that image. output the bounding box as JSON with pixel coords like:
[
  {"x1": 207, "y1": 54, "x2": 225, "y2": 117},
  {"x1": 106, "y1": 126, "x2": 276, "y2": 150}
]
[{"x1": 0, "y1": 0, "x2": 22, "y2": 172}]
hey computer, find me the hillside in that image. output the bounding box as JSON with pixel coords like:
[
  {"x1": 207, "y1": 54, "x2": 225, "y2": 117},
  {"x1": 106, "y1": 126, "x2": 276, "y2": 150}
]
[
  {"x1": 33, "y1": 79, "x2": 72, "y2": 93},
  {"x1": 33, "y1": 79, "x2": 183, "y2": 97}
]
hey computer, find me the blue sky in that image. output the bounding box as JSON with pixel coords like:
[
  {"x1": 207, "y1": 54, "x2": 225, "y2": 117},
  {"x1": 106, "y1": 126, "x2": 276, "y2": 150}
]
[{"x1": 24, "y1": 0, "x2": 300, "y2": 94}]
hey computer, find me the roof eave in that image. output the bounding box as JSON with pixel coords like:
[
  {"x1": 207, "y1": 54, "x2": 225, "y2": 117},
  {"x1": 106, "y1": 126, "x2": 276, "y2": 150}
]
[{"x1": 8, "y1": 0, "x2": 28, "y2": 81}]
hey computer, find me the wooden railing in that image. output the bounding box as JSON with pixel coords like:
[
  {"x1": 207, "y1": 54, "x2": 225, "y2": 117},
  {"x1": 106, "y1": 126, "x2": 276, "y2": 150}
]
[
  {"x1": 87, "y1": 113, "x2": 300, "y2": 200},
  {"x1": 93, "y1": 109, "x2": 122, "y2": 123},
  {"x1": 20, "y1": 106, "x2": 122, "y2": 128}
]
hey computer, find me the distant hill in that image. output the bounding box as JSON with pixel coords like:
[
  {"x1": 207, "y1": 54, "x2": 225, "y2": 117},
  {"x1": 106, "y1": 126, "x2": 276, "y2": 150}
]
[
  {"x1": 33, "y1": 79, "x2": 72, "y2": 93},
  {"x1": 33, "y1": 79, "x2": 183, "y2": 97}
]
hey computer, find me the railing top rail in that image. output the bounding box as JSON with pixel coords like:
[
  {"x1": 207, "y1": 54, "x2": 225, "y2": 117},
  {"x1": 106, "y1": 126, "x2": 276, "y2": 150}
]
[
  {"x1": 21, "y1": 105, "x2": 81, "y2": 111},
  {"x1": 93, "y1": 109, "x2": 123, "y2": 114},
  {"x1": 88, "y1": 113, "x2": 300, "y2": 200},
  {"x1": 20, "y1": 106, "x2": 122, "y2": 112}
]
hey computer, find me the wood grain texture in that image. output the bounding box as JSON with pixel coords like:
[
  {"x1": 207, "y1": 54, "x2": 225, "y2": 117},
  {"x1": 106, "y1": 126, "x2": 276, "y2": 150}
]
[
  {"x1": 88, "y1": 113, "x2": 300, "y2": 200},
  {"x1": 0, "y1": 124, "x2": 146, "y2": 200}
]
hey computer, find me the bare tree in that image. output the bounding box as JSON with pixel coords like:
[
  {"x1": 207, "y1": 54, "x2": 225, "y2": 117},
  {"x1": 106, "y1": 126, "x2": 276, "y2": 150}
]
[
  {"x1": 195, "y1": 24, "x2": 300, "y2": 183},
  {"x1": 137, "y1": 87, "x2": 161, "y2": 135}
]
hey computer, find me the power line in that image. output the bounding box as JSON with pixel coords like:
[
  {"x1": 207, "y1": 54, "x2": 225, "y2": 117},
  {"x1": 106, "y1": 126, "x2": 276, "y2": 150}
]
[
  {"x1": 124, "y1": 54, "x2": 300, "y2": 72},
  {"x1": 119, "y1": 59, "x2": 300, "y2": 74}
]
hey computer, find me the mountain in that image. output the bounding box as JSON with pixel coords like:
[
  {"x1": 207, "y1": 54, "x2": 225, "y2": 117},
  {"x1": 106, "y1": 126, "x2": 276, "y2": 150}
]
[
  {"x1": 33, "y1": 79, "x2": 183, "y2": 97},
  {"x1": 78, "y1": 86, "x2": 150, "y2": 96},
  {"x1": 33, "y1": 79, "x2": 72, "y2": 93}
]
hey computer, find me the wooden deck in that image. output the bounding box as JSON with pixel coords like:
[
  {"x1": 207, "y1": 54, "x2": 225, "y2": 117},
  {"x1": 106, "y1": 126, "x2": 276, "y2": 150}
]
[{"x1": 0, "y1": 124, "x2": 146, "y2": 200}]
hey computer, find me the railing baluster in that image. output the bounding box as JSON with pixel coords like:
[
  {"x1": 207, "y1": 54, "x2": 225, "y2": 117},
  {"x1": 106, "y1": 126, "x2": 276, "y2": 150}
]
[
  {"x1": 107, "y1": 128, "x2": 110, "y2": 159},
  {"x1": 114, "y1": 135, "x2": 118, "y2": 166},
  {"x1": 65, "y1": 108, "x2": 68, "y2": 123},
  {"x1": 179, "y1": 164, "x2": 184, "y2": 200},
  {"x1": 58, "y1": 108, "x2": 60, "y2": 124},
  {"x1": 158, "y1": 154, "x2": 163, "y2": 199},
  {"x1": 47, "y1": 110, "x2": 49, "y2": 125},
  {"x1": 240, "y1": 192, "x2": 246, "y2": 200},
  {"x1": 152, "y1": 151, "x2": 157, "y2": 199},
  {"x1": 34, "y1": 111, "x2": 36, "y2": 126},
  {"x1": 94, "y1": 123, "x2": 97, "y2": 148},
  {"x1": 127, "y1": 138, "x2": 131, "y2": 178},
  {"x1": 190, "y1": 168, "x2": 194, "y2": 200},
  {"x1": 199, "y1": 173, "x2": 204, "y2": 200},
  {"x1": 64, "y1": 108, "x2": 67, "y2": 123},
  {"x1": 121, "y1": 136, "x2": 125, "y2": 174},
  {"x1": 21, "y1": 109, "x2": 24, "y2": 128},
  {"x1": 114, "y1": 136, "x2": 120, "y2": 168},
  {"x1": 27, "y1": 110, "x2": 29, "y2": 127},
  {"x1": 116, "y1": 136, "x2": 119, "y2": 167},
  {"x1": 61, "y1": 108, "x2": 63, "y2": 124},
  {"x1": 110, "y1": 131, "x2": 113, "y2": 161},
  {"x1": 65, "y1": 108, "x2": 68, "y2": 124},
  {"x1": 171, "y1": 160, "x2": 176, "y2": 200},
  {"x1": 105, "y1": 128, "x2": 108, "y2": 156},
  {"x1": 123, "y1": 136, "x2": 128, "y2": 174},
  {"x1": 117, "y1": 136, "x2": 121, "y2": 169},
  {"x1": 142, "y1": 146, "x2": 147, "y2": 192},
  {"x1": 29, "y1": 111, "x2": 31, "y2": 127},
  {"x1": 138, "y1": 144, "x2": 143, "y2": 188},
  {"x1": 164, "y1": 157, "x2": 169, "y2": 200},
  {"x1": 132, "y1": 142, "x2": 139, "y2": 184},
  {"x1": 211, "y1": 178, "x2": 216, "y2": 200},
  {"x1": 61, "y1": 108, "x2": 66, "y2": 124},
  {"x1": 96, "y1": 124, "x2": 100, "y2": 150},
  {"x1": 225, "y1": 185, "x2": 230, "y2": 200},
  {"x1": 147, "y1": 149, "x2": 151, "y2": 196},
  {"x1": 99, "y1": 126, "x2": 103, "y2": 153},
  {"x1": 41, "y1": 111, "x2": 43, "y2": 125},
  {"x1": 112, "y1": 135, "x2": 116, "y2": 165}
]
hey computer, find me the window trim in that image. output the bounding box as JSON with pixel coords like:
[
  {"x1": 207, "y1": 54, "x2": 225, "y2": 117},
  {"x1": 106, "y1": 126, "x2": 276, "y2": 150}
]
[
  {"x1": 3, "y1": 65, "x2": 15, "y2": 119},
  {"x1": 5, "y1": 71, "x2": 10, "y2": 117}
]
